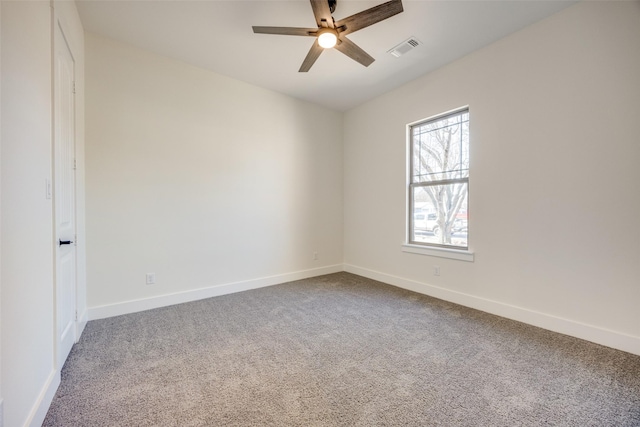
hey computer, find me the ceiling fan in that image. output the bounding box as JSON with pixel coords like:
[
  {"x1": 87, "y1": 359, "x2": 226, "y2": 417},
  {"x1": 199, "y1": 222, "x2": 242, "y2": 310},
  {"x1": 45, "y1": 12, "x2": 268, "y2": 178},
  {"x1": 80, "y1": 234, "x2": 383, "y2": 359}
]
[{"x1": 252, "y1": 0, "x2": 404, "y2": 72}]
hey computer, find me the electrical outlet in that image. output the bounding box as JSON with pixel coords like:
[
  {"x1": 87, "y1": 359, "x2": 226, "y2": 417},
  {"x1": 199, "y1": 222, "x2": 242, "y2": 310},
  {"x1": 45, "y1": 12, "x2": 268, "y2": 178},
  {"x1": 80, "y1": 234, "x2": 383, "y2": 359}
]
[
  {"x1": 145, "y1": 273, "x2": 156, "y2": 285},
  {"x1": 313, "y1": 252, "x2": 318, "y2": 260},
  {"x1": 434, "y1": 266, "x2": 440, "y2": 276}
]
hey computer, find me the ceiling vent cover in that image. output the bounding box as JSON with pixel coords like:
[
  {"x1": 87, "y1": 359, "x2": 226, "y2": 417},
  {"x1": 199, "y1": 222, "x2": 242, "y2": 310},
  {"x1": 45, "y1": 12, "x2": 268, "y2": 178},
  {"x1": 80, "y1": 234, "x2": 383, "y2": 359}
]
[{"x1": 388, "y1": 37, "x2": 422, "y2": 58}]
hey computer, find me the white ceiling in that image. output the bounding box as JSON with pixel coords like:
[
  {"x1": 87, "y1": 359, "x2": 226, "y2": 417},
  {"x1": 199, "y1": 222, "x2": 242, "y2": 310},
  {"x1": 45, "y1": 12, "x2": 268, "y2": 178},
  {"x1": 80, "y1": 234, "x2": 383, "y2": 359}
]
[{"x1": 76, "y1": 0, "x2": 577, "y2": 111}]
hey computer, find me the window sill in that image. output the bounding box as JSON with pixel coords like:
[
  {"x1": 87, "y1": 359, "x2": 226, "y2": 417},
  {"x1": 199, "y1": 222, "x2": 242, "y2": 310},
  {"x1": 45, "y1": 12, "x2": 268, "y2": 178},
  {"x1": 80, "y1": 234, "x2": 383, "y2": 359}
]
[{"x1": 402, "y1": 243, "x2": 474, "y2": 262}]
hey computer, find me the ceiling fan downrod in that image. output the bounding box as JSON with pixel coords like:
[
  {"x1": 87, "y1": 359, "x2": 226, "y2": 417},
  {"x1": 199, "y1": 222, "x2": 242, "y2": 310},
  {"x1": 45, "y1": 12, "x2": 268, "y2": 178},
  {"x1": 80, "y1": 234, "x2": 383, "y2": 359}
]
[{"x1": 328, "y1": 0, "x2": 337, "y2": 14}]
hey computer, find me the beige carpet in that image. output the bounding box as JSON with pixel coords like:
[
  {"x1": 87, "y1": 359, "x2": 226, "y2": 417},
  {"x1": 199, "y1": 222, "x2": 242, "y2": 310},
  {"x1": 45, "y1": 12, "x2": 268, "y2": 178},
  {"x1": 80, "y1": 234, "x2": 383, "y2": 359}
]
[{"x1": 44, "y1": 272, "x2": 640, "y2": 426}]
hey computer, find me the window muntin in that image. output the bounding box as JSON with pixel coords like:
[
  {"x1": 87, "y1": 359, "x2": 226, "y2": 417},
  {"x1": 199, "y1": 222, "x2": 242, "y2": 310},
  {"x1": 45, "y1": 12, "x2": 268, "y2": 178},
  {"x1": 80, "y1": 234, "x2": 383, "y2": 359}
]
[{"x1": 409, "y1": 109, "x2": 469, "y2": 249}]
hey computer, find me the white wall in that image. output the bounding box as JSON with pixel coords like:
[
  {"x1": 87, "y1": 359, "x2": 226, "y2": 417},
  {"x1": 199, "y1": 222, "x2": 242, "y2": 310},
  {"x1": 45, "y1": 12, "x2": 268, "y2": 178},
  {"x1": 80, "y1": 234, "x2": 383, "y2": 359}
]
[
  {"x1": 1, "y1": 3, "x2": 54, "y2": 425},
  {"x1": 0, "y1": 3, "x2": 3, "y2": 425},
  {"x1": 343, "y1": 1, "x2": 640, "y2": 355},
  {"x1": 85, "y1": 33, "x2": 344, "y2": 317},
  {"x1": 0, "y1": 1, "x2": 85, "y2": 426}
]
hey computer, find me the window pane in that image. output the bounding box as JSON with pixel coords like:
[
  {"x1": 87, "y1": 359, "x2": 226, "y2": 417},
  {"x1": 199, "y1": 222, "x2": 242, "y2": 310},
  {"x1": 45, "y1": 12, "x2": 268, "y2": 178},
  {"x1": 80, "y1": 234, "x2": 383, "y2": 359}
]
[
  {"x1": 412, "y1": 111, "x2": 469, "y2": 183},
  {"x1": 411, "y1": 183, "x2": 468, "y2": 248}
]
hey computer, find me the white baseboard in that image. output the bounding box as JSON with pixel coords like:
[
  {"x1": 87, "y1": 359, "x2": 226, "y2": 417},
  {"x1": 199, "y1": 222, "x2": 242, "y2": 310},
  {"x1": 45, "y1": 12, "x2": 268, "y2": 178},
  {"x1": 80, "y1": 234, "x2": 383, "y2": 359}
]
[
  {"x1": 88, "y1": 264, "x2": 344, "y2": 320},
  {"x1": 344, "y1": 264, "x2": 640, "y2": 356},
  {"x1": 86, "y1": 262, "x2": 639, "y2": 356},
  {"x1": 25, "y1": 369, "x2": 60, "y2": 427}
]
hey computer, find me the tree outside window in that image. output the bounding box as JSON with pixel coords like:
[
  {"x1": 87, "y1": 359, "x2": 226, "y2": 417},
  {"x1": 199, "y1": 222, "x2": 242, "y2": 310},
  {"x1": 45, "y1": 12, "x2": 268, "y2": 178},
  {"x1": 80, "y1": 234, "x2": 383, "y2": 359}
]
[{"x1": 409, "y1": 109, "x2": 469, "y2": 249}]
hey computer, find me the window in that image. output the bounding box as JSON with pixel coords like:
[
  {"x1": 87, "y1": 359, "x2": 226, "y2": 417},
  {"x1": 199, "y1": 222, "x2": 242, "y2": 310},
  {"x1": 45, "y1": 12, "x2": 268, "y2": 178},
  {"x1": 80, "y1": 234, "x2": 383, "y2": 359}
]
[{"x1": 409, "y1": 108, "x2": 469, "y2": 249}]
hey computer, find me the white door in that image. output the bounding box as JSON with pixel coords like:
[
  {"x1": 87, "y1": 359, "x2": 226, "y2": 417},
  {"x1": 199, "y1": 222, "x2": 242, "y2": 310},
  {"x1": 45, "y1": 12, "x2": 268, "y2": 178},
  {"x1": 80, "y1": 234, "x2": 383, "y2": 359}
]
[{"x1": 54, "y1": 20, "x2": 77, "y2": 370}]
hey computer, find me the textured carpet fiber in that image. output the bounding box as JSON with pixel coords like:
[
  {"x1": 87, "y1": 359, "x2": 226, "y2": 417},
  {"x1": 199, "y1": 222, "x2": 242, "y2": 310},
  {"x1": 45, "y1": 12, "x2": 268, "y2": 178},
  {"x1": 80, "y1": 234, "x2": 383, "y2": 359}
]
[{"x1": 44, "y1": 272, "x2": 640, "y2": 426}]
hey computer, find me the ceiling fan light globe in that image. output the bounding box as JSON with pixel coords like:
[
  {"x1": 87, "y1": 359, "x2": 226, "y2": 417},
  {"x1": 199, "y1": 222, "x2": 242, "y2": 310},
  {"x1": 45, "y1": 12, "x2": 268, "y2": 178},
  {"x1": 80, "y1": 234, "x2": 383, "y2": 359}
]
[{"x1": 318, "y1": 32, "x2": 337, "y2": 49}]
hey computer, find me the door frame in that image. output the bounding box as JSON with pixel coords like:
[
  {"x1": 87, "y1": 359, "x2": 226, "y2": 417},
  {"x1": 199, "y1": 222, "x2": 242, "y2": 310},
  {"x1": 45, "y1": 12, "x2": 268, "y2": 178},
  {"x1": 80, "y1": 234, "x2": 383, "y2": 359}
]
[{"x1": 52, "y1": 13, "x2": 78, "y2": 371}]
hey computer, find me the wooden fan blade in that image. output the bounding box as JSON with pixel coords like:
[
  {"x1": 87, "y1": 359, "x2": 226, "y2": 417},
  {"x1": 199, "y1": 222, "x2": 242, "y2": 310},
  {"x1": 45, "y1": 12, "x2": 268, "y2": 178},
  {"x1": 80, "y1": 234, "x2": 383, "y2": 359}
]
[
  {"x1": 299, "y1": 40, "x2": 324, "y2": 72},
  {"x1": 252, "y1": 26, "x2": 317, "y2": 36},
  {"x1": 334, "y1": 36, "x2": 375, "y2": 67},
  {"x1": 334, "y1": 0, "x2": 403, "y2": 36},
  {"x1": 310, "y1": 0, "x2": 334, "y2": 28}
]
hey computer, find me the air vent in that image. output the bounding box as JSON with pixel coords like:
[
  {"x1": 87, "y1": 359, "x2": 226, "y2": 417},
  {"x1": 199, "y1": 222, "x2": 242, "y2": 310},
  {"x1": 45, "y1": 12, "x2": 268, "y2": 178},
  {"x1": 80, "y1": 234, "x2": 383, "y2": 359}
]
[{"x1": 388, "y1": 37, "x2": 422, "y2": 58}]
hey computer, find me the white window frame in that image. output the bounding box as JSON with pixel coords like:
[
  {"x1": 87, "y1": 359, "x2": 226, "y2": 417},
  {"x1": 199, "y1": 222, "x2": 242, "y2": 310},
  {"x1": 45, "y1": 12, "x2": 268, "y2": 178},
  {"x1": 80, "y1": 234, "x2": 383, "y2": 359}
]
[{"x1": 404, "y1": 107, "x2": 474, "y2": 262}]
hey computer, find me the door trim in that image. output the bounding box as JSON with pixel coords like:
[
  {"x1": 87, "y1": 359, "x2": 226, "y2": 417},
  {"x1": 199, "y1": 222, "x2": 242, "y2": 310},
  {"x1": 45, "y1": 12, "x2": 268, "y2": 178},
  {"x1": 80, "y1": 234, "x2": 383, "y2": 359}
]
[{"x1": 52, "y1": 14, "x2": 78, "y2": 371}]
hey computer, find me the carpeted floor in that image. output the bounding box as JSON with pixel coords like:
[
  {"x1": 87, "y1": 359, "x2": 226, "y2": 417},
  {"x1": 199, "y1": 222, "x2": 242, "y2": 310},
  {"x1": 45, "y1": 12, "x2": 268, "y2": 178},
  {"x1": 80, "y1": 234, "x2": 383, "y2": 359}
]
[{"x1": 44, "y1": 272, "x2": 640, "y2": 426}]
